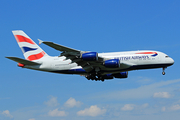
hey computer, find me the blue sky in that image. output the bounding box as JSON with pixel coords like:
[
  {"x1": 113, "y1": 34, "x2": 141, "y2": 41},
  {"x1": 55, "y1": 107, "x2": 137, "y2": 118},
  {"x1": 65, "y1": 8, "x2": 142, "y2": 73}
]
[{"x1": 1, "y1": 0, "x2": 180, "y2": 120}]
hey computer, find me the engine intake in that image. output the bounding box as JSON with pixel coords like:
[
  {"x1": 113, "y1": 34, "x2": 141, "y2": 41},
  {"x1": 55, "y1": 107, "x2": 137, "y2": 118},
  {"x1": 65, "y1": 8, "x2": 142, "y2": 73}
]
[
  {"x1": 81, "y1": 52, "x2": 98, "y2": 61},
  {"x1": 104, "y1": 59, "x2": 120, "y2": 68}
]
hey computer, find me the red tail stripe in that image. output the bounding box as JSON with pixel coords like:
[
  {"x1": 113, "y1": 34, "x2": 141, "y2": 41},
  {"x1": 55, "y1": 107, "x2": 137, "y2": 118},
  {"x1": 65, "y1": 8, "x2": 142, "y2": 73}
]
[
  {"x1": 136, "y1": 52, "x2": 157, "y2": 54},
  {"x1": 27, "y1": 51, "x2": 45, "y2": 61},
  {"x1": 15, "y1": 35, "x2": 35, "y2": 45}
]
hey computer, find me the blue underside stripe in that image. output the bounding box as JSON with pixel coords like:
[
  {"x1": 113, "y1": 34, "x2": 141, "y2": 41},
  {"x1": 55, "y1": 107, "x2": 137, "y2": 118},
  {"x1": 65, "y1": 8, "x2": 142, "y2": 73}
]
[{"x1": 51, "y1": 63, "x2": 173, "y2": 74}]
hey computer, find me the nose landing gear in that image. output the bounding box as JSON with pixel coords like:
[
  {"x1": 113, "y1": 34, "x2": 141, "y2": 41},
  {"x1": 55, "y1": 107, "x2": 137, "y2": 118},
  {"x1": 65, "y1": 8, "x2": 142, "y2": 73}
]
[{"x1": 162, "y1": 67, "x2": 166, "y2": 75}]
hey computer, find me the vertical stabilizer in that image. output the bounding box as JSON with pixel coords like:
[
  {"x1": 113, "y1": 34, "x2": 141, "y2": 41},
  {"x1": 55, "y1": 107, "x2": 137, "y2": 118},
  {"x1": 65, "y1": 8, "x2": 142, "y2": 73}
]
[{"x1": 12, "y1": 30, "x2": 48, "y2": 61}]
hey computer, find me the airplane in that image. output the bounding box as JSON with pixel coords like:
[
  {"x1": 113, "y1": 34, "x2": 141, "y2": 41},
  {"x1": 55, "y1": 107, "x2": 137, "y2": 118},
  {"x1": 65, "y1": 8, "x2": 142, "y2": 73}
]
[{"x1": 6, "y1": 30, "x2": 174, "y2": 81}]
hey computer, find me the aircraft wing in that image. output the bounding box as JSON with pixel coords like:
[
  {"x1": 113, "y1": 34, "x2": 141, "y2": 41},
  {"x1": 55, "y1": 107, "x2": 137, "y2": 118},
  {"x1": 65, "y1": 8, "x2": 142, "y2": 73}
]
[
  {"x1": 38, "y1": 39, "x2": 80, "y2": 53},
  {"x1": 39, "y1": 40, "x2": 132, "y2": 74},
  {"x1": 40, "y1": 40, "x2": 107, "y2": 72}
]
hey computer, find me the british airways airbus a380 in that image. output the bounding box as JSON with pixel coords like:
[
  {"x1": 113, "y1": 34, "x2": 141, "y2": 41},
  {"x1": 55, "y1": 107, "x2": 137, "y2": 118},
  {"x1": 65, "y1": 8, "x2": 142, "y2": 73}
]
[{"x1": 6, "y1": 30, "x2": 174, "y2": 81}]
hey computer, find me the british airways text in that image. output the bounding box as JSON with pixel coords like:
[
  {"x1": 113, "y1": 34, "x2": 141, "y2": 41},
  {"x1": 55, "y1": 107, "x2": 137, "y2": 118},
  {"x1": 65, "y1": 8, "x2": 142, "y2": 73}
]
[{"x1": 115, "y1": 55, "x2": 149, "y2": 61}]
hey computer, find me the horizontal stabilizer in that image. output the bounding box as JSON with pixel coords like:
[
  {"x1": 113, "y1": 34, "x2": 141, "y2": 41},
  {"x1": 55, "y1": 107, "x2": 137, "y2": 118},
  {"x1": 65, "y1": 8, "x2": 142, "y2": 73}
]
[{"x1": 6, "y1": 57, "x2": 41, "y2": 65}]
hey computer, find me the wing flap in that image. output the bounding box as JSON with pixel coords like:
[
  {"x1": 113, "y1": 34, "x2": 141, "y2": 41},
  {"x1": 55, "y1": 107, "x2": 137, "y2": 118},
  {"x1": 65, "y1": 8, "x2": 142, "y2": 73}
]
[{"x1": 6, "y1": 57, "x2": 41, "y2": 65}]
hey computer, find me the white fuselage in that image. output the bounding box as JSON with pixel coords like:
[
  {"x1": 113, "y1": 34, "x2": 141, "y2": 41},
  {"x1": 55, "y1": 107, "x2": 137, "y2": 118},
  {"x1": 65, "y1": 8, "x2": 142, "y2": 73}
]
[{"x1": 24, "y1": 50, "x2": 174, "y2": 75}]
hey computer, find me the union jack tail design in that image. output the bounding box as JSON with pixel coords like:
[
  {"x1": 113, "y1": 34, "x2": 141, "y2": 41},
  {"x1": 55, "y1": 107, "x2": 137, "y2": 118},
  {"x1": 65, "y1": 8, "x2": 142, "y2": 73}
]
[{"x1": 12, "y1": 30, "x2": 49, "y2": 61}]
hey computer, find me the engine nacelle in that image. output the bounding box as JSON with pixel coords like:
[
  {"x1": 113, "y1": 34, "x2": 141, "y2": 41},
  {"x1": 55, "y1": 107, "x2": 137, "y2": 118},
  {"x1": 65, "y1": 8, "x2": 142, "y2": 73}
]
[
  {"x1": 102, "y1": 74, "x2": 114, "y2": 79},
  {"x1": 81, "y1": 52, "x2": 98, "y2": 61},
  {"x1": 113, "y1": 72, "x2": 128, "y2": 78},
  {"x1": 104, "y1": 59, "x2": 120, "y2": 68}
]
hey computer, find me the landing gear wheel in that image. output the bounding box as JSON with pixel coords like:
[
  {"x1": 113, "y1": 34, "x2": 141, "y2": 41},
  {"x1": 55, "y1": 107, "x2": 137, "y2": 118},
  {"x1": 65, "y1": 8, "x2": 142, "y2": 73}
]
[{"x1": 162, "y1": 71, "x2": 165, "y2": 75}]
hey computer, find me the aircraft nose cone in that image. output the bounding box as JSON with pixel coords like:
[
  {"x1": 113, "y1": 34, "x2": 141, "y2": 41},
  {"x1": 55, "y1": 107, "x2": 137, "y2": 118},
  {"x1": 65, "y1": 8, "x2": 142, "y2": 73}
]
[{"x1": 170, "y1": 57, "x2": 174, "y2": 65}]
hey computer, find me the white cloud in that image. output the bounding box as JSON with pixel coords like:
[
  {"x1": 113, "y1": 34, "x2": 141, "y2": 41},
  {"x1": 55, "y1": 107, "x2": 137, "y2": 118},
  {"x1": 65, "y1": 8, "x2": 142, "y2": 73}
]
[
  {"x1": 64, "y1": 97, "x2": 82, "y2": 108},
  {"x1": 44, "y1": 96, "x2": 59, "y2": 107},
  {"x1": 136, "y1": 77, "x2": 152, "y2": 84},
  {"x1": 153, "y1": 92, "x2": 171, "y2": 98},
  {"x1": 142, "y1": 103, "x2": 149, "y2": 108},
  {"x1": 121, "y1": 103, "x2": 148, "y2": 111},
  {"x1": 95, "y1": 79, "x2": 180, "y2": 100},
  {"x1": 77, "y1": 105, "x2": 106, "y2": 117},
  {"x1": 28, "y1": 118, "x2": 35, "y2": 120},
  {"x1": 121, "y1": 104, "x2": 135, "y2": 111},
  {"x1": 162, "y1": 107, "x2": 166, "y2": 111},
  {"x1": 2, "y1": 110, "x2": 13, "y2": 118},
  {"x1": 170, "y1": 104, "x2": 180, "y2": 111},
  {"x1": 48, "y1": 108, "x2": 67, "y2": 117}
]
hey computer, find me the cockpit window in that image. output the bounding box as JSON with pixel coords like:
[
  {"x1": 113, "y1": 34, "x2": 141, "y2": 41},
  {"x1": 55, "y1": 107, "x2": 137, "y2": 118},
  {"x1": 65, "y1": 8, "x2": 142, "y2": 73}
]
[{"x1": 165, "y1": 56, "x2": 169, "y2": 58}]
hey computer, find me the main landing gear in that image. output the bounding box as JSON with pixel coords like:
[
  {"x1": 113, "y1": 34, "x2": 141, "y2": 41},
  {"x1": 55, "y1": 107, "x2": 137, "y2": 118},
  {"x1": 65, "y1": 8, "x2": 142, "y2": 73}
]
[
  {"x1": 85, "y1": 74, "x2": 105, "y2": 82},
  {"x1": 162, "y1": 67, "x2": 166, "y2": 75}
]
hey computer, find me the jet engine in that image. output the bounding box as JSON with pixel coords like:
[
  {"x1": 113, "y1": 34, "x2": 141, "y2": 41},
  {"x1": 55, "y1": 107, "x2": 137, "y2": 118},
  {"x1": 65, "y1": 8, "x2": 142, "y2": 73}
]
[
  {"x1": 102, "y1": 74, "x2": 114, "y2": 79},
  {"x1": 104, "y1": 59, "x2": 120, "y2": 68},
  {"x1": 81, "y1": 52, "x2": 98, "y2": 61},
  {"x1": 112, "y1": 72, "x2": 128, "y2": 78},
  {"x1": 102, "y1": 72, "x2": 128, "y2": 80}
]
